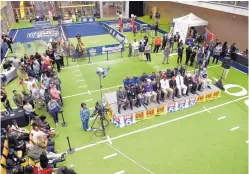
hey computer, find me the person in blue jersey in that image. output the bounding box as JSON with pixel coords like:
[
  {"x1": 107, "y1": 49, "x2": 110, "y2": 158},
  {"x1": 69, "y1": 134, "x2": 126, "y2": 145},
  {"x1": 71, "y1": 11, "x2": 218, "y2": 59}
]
[
  {"x1": 80, "y1": 103, "x2": 91, "y2": 131},
  {"x1": 123, "y1": 76, "x2": 132, "y2": 90}
]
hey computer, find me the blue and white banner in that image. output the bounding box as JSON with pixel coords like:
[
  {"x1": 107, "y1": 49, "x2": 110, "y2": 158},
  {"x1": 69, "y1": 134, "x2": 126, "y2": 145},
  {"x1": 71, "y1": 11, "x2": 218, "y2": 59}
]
[
  {"x1": 103, "y1": 23, "x2": 128, "y2": 44},
  {"x1": 81, "y1": 17, "x2": 95, "y2": 23},
  {"x1": 27, "y1": 28, "x2": 61, "y2": 40},
  {"x1": 87, "y1": 44, "x2": 125, "y2": 57},
  {"x1": 33, "y1": 21, "x2": 51, "y2": 29},
  {"x1": 59, "y1": 18, "x2": 73, "y2": 25}
]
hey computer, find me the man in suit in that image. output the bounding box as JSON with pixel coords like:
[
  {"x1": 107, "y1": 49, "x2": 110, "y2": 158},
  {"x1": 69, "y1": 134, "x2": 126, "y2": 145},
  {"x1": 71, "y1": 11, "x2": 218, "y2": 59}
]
[
  {"x1": 185, "y1": 45, "x2": 192, "y2": 65},
  {"x1": 127, "y1": 84, "x2": 137, "y2": 110},
  {"x1": 152, "y1": 80, "x2": 161, "y2": 104},
  {"x1": 177, "y1": 46, "x2": 184, "y2": 64},
  {"x1": 169, "y1": 76, "x2": 177, "y2": 99},
  {"x1": 116, "y1": 87, "x2": 129, "y2": 114},
  {"x1": 175, "y1": 71, "x2": 187, "y2": 97},
  {"x1": 169, "y1": 35, "x2": 174, "y2": 53},
  {"x1": 161, "y1": 34, "x2": 168, "y2": 50}
]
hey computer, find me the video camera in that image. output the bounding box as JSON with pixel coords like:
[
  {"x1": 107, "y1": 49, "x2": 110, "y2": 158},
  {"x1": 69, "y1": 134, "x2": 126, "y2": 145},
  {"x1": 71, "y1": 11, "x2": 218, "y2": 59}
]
[{"x1": 92, "y1": 101, "x2": 109, "y2": 118}]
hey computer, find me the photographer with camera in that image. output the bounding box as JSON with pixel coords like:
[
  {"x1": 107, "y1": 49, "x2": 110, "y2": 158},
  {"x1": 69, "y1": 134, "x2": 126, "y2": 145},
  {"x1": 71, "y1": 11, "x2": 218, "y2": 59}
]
[{"x1": 80, "y1": 103, "x2": 91, "y2": 131}]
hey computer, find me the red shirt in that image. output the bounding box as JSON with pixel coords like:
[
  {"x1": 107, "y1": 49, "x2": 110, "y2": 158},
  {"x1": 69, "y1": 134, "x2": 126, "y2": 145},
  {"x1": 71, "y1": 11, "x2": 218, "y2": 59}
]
[{"x1": 40, "y1": 168, "x2": 53, "y2": 174}]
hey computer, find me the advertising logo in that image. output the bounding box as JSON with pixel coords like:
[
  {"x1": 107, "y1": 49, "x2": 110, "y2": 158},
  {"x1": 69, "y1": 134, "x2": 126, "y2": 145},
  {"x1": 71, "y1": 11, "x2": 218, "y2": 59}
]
[
  {"x1": 27, "y1": 29, "x2": 59, "y2": 39},
  {"x1": 89, "y1": 48, "x2": 97, "y2": 56},
  {"x1": 89, "y1": 18, "x2": 93, "y2": 22},
  {"x1": 83, "y1": 18, "x2": 87, "y2": 22}
]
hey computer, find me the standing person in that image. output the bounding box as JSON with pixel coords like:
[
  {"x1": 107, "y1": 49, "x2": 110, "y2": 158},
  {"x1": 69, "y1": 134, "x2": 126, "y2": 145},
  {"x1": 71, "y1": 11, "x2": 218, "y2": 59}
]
[
  {"x1": 185, "y1": 45, "x2": 192, "y2": 65},
  {"x1": 221, "y1": 41, "x2": 228, "y2": 57},
  {"x1": 169, "y1": 35, "x2": 174, "y2": 53},
  {"x1": 128, "y1": 43, "x2": 132, "y2": 57},
  {"x1": 80, "y1": 103, "x2": 90, "y2": 131},
  {"x1": 138, "y1": 40, "x2": 145, "y2": 60},
  {"x1": 13, "y1": 90, "x2": 23, "y2": 108},
  {"x1": 48, "y1": 98, "x2": 61, "y2": 126},
  {"x1": 153, "y1": 36, "x2": 161, "y2": 53},
  {"x1": 212, "y1": 44, "x2": 222, "y2": 64},
  {"x1": 2, "y1": 34, "x2": 13, "y2": 53},
  {"x1": 132, "y1": 25, "x2": 137, "y2": 36},
  {"x1": 197, "y1": 48, "x2": 204, "y2": 68},
  {"x1": 177, "y1": 46, "x2": 184, "y2": 64},
  {"x1": 230, "y1": 43, "x2": 237, "y2": 61},
  {"x1": 149, "y1": 11, "x2": 153, "y2": 19},
  {"x1": 162, "y1": 46, "x2": 170, "y2": 64},
  {"x1": 154, "y1": 18, "x2": 159, "y2": 36},
  {"x1": 54, "y1": 51, "x2": 61, "y2": 72},
  {"x1": 145, "y1": 43, "x2": 151, "y2": 62},
  {"x1": 174, "y1": 32, "x2": 180, "y2": 49},
  {"x1": 132, "y1": 39, "x2": 139, "y2": 57},
  {"x1": 189, "y1": 48, "x2": 197, "y2": 67},
  {"x1": 161, "y1": 34, "x2": 168, "y2": 50}
]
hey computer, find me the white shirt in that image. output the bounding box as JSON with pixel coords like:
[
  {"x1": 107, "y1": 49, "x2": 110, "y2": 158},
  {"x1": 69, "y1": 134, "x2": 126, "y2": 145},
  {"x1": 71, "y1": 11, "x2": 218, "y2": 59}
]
[
  {"x1": 23, "y1": 79, "x2": 37, "y2": 91},
  {"x1": 160, "y1": 79, "x2": 170, "y2": 89},
  {"x1": 132, "y1": 41, "x2": 139, "y2": 50},
  {"x1": 31, "y1": 130, "x2": 46, "y2": 144},
  {"x1": 175, "y1": 75, "x2": 184, "y2": 86}
]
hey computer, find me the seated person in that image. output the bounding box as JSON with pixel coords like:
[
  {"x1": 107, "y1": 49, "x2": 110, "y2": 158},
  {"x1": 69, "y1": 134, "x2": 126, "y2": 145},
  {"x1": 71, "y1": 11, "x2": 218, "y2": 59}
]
[
  {"x1": 135, "y1": 83, "x2": 142, "y2": 107},
  {"x1": 27, "y1": 144, "x2": 65, "y2": 162},
  {"x1": 127, "y1": 84, "x2": 137, "y2": 110},
  {"x1": 149, "y1": 72, "x2": 156, "y2": 82},
  {"x1": 142, "y1": 79, "x2": 157, "y2": 105},
  {"x1": 169, "y1": 76, "x2": 177, "y2": 98},
  {"x1": 175, "y1": 72, "x2": 187, "y2": 97},
  {"x1": 140, "y1": 72, "x2": 149, "y2": 83},
  {"x1": 6, "y1": 124, "x2": 29, "y2": 142},
  {"x1": 131, "y1": 74, "x2": 140, "y2": 86},
  {"x1": 156, "y1": 71, "x2": 163, "y2": 83},
  {"x1": 116, "y1": 87, "x2": 129, "y2": 114},
  {"x1": 200, "y1": 68, "x2": 212, "y2": 89},
  {"x1": 171, "y1": 68, "x2": 178, "y2": 77},
  {"x1": 23, "y1": 100, "x2": 38, "y2": 119},
  {"x1": 6, "y1": 148, "x2": 26, "y2": 171},
  {"x1": 191, "y1": 73, "x2": 203, "y2": 92},
  {"x1": 31, "y1": 124, "x2": 54, "y2": 152},
  {"x1": 165, "y1": 69, "x2": 172, "y2": 79},
  {"x1": 40, "y1": 151, "x2": 65, "y2": 169},
  {"x1": 184, "y1": 73, "x2": 196, "y2": 96},
  {"x1": 179, "y1": 65, "x2": 186, "y2": 76},
  {"x1": 152, "y1": 80, "x2": 161, "y2": 104},
  {"x1": 123, "y1": 76, "x2": 132, "y2": 90},
  {"x1": 160, "y1": 76, "x2": 173, "y2": 101}
]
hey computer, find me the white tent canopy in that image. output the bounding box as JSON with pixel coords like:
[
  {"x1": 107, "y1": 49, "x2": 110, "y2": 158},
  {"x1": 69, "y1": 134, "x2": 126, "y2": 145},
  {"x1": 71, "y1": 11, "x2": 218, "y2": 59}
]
[{"x1": 173, "y1": 13, "x2": 208, "y2": 27}]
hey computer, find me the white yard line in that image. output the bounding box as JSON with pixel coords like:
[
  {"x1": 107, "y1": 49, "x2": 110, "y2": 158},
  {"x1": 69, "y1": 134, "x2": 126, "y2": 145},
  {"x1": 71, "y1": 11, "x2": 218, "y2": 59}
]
[
  {"x1": 103, "y1": 153, "x2": 117, "y2": 160},
  {"x1": 114, "y1": 170, "x2": 125, "y2": 174},
  {"x1": 73, "y1": 69, "x2": 81, "y2": 72},
  {"x1": 84, "y1": 99, "x2": 93, "y2": 102},
  {"x1": 217, "y1": 116, "x2": 226, "y2": 120},
  {"x1": 230, "y1": 126, "x2": 240, "y2": 131},
  {"x1": 108, "y1": 144, "x2": 155, "y2": 174},
  {"x1": 77, "y1": 80, "x2": 84, "y2": 82},
  {"x1": 246, "y1": 140, "x2": 249, "y2": 143},
  {"x1": 203, "y1": 106, "x2": 211, "y2": 113},
  {"x1": 75, "y1": 74, "x2": 83, "y2": 76},
  {"x1": 106, "y1": 135, "x2": 112, "y2": 145},
  {"x1": 78, "y1": 85, "x2": 87, "y2": 88},
  {"x1": 88, "y1": 90, "x2": 91, "y2": 95},
  {"x1": 73, "y1": 96, "x2": 247, "y2": 153}
]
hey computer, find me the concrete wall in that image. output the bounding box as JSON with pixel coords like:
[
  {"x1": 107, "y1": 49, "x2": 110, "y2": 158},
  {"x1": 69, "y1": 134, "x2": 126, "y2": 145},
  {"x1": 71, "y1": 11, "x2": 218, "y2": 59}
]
[{"x1": 144, "y1": 1, "x2": 248, "y2": 50}]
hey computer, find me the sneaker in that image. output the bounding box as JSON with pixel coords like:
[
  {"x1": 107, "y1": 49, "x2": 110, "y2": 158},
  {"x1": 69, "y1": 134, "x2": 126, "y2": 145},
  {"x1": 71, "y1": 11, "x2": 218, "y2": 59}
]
[
  {"x1": 50, "y1": 127, "x2": 55, "y2": 131},
  {"x1": 87, "y1": 128, "x2": 91, "y2": 131},
  {"x1": 56, "y1": 123, "x2": 59, "y2": 127},
  {"x1": 58, "y1": 120, "x2": 62, "y2": 123}
]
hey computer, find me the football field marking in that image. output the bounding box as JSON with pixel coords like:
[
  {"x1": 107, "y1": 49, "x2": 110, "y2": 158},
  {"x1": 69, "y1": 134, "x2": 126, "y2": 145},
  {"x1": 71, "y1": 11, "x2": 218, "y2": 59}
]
[
  {"x1": 217, "y1": 116, "x2": 226, "y2": 120},
  {"x1": 203, "y1": 106, "x2": 211, "y2": 113},
  {"x1": 114, "y1": 170, "x2": 124, "y2": 174},
  {"x1": 77, "y1": 80, "x2": 84, "y2": 82},
  {"x1": 73, "y1": 96, "x2": 247, "y2": 152},
  {"x1": 73, "y1": 69, "x2": 81, "y2": 72},
  {"x1": 79, "y1": 85, "x2": 87, "y2": 88},
  {"x1": 88, "y1": 90, "x2": 91, "y2": 95},
  {"x1": 103, "y1": 153, "x2": 117, "y2": 159},
  {"x1": 108, "y1": 144, "x2": 155, "y2": 174},
  {"x1": 75, "y1": 74, "x2": 83, "y2": 76},
  {"x1": 230, "y1": 126, "x2": 240, "y2": 131},
  {"x1": 107, "y1": 135, "x2": 112, "y2": 145},
  {"x1": 246, "y1": 140, "x2": 249, "y2": 143},
  {"x1": 84, "y1": 99, "x2": 93, "y2": 102}
]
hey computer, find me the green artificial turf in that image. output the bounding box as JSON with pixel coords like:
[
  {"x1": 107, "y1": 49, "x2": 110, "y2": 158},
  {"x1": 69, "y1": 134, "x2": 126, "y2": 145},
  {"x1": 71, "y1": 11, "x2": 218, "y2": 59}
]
[{"x1": 1, "y1": 17, "x2": 248, "y2": 174}]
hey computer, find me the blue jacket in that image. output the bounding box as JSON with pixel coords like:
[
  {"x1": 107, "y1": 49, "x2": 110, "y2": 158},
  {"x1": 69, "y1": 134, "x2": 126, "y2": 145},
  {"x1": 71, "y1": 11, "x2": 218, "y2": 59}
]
[
  {"x1": 80, "y1": 107, "x2": 90, "y2": 122},
  {"x1": 131, "y1": 77, "x2": 140, "y2": 85},
  {"x1": 124, "y1": 79, "x2": 132, "y2": 87}
]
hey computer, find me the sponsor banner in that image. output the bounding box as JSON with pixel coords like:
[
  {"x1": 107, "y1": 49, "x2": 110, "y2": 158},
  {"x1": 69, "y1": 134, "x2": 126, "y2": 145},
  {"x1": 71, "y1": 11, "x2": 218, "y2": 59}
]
[
  {"x1": 27, "y1": 28, "x2": 60, "y2": 40},
  {"x1": 103, "y1": 22, "x2": 128, "y2": 44},
  {"x1": 87, "y1": 44, "x2": 125, "y2": 57},
  {"x1": 189, "y1": 97, "x2": 197, "y2": 107},
  {"x1": 123, "y1": 114, "x2": 136, "y2": 126},
  {"x1": 81, "y1": 17, "x2": 95, "y2": 23},
  {"x1": 59, "y1": 18, "x2": 73, "y2": 25},
  {"x1": 108, "y1": 23, "x2": 132, "y2": 32},
  {"x1": 197, "y1": 95, "x2": 206, "y2": 103},
  {"x1": 112, "y1": 116, "x2": 123, "y2": 128},
  {"x1": 178, "y1": 99, "x2": 186, "y2": 110},
  {"x1": 33, "y1": 21, "x2": 51, "y2": 29},
  {"x1": 211, "y1": 90, "x2": 221, "y2": 100},
  {"x1": 197, "y1": 90, "x2": 221, "y2": 103},
  {"x1": 135, "y1": 111, "x2": 146, "y2": 122},
  {"x1": 156, "y1": 105, "x2": 167, "y2": 115},
  {"x1": 106, "y1": 103, "x2": 114, "y2": 119},
  {"x1": 167, "y1": 102, "x2": 177, "y2": 113},
  {"x1": 146, "y1": 108, "x2": 156, "y2": 119}
]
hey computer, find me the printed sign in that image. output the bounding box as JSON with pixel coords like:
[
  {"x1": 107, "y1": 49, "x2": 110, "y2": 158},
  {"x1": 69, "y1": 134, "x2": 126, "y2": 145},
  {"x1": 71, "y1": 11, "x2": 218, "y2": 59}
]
[
  {"x1": 59, "y1": 18, "x2": 73, "y2": 25},
  {"x1": 205, "y1": 92, "x2": 213, "y2": 101},
  {"x1": 212, "y1": 90, "x2": 221, "y2": 99},
  {"x1": 178, "y1": 100, "x2": 186, "y2": 110},
  {"x1": 27, "y1": 28, "x2": 60, "y2": 39},
  {"x1": 86, "y1": 44, "x2": 125, "y2": 57},
  {"x1": 135, "y1": 111, "x2": 146, "y2": 121},
  {"x1": 33, "y1": 21, "x2": 51, "y2": 29},
  {"x1": 167, "y1": 102, "x2": 176, "y2": 113},
  {"x1": 123, "y1": 114, "x2": 135, "y2": 126},
  {"x1": 189, "y1": 97, "x2": 197, "y2": 107},
  {"x1": 197, "y1": 95, "x2": 206, "y2": 103},
  {"x1": 156, "y1": 105, "x2": 167, "y2": 115},
  {"x1": 146, "y1": 108, "x2": 156, "y2": 118}
]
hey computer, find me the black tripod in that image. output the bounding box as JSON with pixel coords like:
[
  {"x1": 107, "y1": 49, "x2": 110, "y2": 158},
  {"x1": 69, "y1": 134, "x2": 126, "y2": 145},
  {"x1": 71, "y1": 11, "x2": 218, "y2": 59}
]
[{"x1": 90, "y1": 107, "x2": 109, "y2": 138}]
